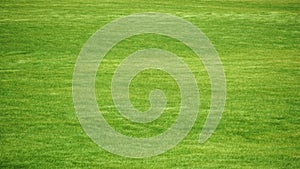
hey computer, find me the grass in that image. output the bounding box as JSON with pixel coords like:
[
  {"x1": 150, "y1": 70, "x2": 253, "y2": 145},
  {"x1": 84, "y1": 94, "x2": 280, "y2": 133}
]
[{"x1": 1, "y1": 0, "x2": 299, "y2": 168}]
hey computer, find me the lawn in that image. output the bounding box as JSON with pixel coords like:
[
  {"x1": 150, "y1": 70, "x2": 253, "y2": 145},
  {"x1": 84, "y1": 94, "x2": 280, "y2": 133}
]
[{"x1": 1, "y1": 0, "x2": 299, "y2": 168}]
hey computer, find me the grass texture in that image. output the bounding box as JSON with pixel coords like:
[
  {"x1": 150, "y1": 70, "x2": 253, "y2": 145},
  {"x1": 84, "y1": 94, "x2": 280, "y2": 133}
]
[{"x1": 1, "y1": 0, "x2": 299, "y2": 168}]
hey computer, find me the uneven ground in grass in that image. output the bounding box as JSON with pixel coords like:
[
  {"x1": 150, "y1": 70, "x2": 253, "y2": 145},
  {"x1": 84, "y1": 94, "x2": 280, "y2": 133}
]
[{"x1": 1, "y1": 0, "x2": 299, "y2": 168}]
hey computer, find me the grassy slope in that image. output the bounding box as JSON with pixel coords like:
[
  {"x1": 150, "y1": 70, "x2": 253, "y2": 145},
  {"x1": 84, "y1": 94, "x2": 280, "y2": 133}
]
[{"x1": 1, "y1": 0, "x2": 299, "y2": 168}]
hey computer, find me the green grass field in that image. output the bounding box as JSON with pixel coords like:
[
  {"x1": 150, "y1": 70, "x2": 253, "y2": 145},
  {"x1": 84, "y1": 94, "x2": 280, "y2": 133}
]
[{"x1": 1, "y1": 0, "x2": 299, "y2": 168}]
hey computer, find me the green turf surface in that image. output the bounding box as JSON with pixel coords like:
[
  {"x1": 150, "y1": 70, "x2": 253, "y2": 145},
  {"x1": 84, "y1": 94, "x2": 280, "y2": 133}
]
[{"x1": 1, "y1": 0, "x2": 299, "y2": 168}]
